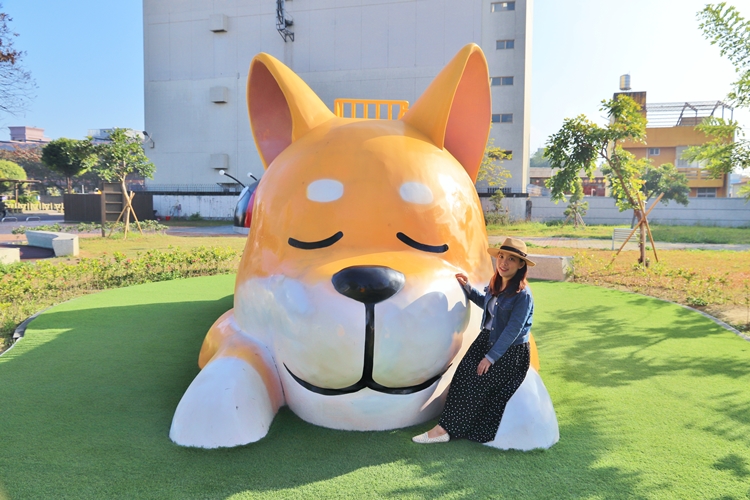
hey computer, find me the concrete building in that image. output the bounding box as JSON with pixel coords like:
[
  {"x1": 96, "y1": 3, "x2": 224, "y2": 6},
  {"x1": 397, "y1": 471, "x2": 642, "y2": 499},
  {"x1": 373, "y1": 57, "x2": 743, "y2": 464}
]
[
  {"x1": 143, "y1": 0, "x2": 533, "y2": 193},
  {"x1": 0, "y1": 126, "x2": 50, "y2": 151},
  {"x1": 618, "y1": 92, "x2": 732, "y2": 198}
]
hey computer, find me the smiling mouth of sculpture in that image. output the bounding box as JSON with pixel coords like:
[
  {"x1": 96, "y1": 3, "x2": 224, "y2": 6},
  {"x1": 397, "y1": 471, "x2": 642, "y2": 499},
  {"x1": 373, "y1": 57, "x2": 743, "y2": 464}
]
[{"x1": 284, "y1": 266, "x2": 447, "y2": 396}]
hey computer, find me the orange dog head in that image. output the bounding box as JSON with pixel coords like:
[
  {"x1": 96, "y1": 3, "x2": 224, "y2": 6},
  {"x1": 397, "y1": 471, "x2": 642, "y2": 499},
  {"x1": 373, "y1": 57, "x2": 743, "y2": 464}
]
[{"x1": 233, "y1": 44, "x2": 494, "y2": 429}]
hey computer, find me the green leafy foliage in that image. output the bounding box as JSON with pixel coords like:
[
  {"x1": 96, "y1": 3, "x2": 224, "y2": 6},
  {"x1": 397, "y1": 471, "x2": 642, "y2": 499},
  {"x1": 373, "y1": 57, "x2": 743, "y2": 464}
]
[
  {"x1": 0, "y1": 246, "x2": 239, "y2": 350},
  {"x1": 681, "y1": 117, "x2": 750, "y2": 179},
  {"x1": 698, "y1": 2, "x2": 750, "y2": 108},
  {"x1": 530, "y1": 148, "x2": 550, "y2": 169},
  {"x1": 563, "y1": 178, "x2": 588, "y2": 227},
  {"x1": 695, "y1": 3, "x2": 750, "y2": 200},
  {"x1": 89, "y1": 128, "x2": 156, "y2": 183},
  {"x1": 11, "y1": 220, "x2": 168, "y2": 235},
  {"x1": 641, "y1": 162, "x2": 690, "y2": 206},
  {"x1": 41, "y1": 138, "x2": 97, "y2": 193},
  {"x1": 544, "y1": 95, "x2": 646, "y2": 210},
  {"x1": 0, "y1": 158, "x2": 26, "y2": 193},
  {"x1": 476, "y1": 137, "x2": 512, "y2": 188}
]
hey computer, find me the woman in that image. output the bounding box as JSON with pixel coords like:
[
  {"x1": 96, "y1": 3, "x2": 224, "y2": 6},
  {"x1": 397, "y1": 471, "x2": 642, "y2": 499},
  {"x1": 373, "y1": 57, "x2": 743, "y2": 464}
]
[{"x1": 413, "y1": 237, "x2": 535, "y2": 444}]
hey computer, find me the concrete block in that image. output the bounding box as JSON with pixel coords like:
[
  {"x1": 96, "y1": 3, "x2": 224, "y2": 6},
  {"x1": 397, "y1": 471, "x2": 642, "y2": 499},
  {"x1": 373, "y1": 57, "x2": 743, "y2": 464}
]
[
  {"x1": 528, "y1": 254, "x2": 573, "y2": 282},
  {"x1": 51, "y1": 235, "x2": 79, "y2": 257},
  {"x1": 26, "y1": 231, "x2": 79, "y2": 257},
  {"x1": 0, "y1": 246, "x2": 20, "y2": 264}
]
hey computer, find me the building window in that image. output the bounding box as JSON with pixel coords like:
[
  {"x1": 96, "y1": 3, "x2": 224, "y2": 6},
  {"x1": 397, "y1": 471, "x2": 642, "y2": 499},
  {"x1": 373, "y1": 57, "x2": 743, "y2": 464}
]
[
  {"x1": 491, "y1": 113, "x2": 513, "y2": 123},
  {"x1": 648, "y1": 148, "x2": 660, "y2": 156},
  {"x1": 491, "y1": 2, "x2": 515, "y2": 12},
  {"x1": 491, "y1": 76, "x2": 514, "y2": 86},
  {"x1": 696, "y1": 188, "x2": 717, "y2": 198},
  {"x1": 496, "y1": 39, "x2": 515, "y2": 50}
]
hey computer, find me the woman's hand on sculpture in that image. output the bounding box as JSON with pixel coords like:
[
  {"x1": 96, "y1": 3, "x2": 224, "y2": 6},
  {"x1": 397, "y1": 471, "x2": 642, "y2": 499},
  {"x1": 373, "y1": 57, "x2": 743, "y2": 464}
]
[
  {"x1": 477, "y1": 357, "x2": 492, "y2": 376},
  {"x1": 455, "y1": 273, "x2": 469, "y2": 287}
]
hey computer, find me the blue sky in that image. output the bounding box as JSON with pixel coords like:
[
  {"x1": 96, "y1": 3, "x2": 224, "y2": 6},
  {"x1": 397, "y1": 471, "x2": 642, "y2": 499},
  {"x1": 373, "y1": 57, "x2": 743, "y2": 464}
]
[{"x1": 2, "y1": 0, "x2": 748, "y2": 153}]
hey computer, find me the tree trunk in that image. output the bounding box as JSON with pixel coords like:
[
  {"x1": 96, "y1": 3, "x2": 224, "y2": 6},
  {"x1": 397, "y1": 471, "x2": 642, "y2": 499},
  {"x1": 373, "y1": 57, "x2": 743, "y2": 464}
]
[
  {"x1": 120, "y1": 178, "x2": 130, "y2": 240},
  {"x1": 66, "y1": 176, "x2": 72, "y2": 194},
  {"x1": 636, "y1": 209, "x2": 647, "y2": 265}
]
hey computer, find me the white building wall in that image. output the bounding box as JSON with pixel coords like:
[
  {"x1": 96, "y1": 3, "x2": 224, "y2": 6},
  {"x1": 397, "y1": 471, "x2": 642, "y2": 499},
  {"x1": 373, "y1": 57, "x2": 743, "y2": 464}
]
[
  {"x1": 143, "y1": 0, "x2": 532, "y2": 192},
  {"x1": 496, "y1": 196, "x2": 750, "y2": 227}
]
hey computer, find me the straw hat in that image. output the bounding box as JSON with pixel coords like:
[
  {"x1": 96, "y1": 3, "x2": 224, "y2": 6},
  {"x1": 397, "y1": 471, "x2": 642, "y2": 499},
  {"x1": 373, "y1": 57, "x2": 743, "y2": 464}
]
[{"x1": 487, "y1": 237, "x2": 536, "y2": 267}]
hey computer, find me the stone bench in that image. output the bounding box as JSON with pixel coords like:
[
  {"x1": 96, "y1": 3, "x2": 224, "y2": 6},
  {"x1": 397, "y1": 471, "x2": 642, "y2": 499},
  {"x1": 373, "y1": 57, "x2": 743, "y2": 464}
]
[
  {"x1": 0, "y1": 246, "x2": 20, "y2": 264},
  {"x1": 25, "y1": 231, "x2": 79, "y2": 257},
  {"x1": 527, "y1": 254, "x2": 573, "y2": 281},
  {"x1": 612, "y1": 227, "x2": 640, "y2": 250}
]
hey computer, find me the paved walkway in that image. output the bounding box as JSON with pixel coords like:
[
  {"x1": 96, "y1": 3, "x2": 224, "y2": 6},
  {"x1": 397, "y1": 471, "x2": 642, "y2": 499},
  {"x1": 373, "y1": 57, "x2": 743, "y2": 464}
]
[{"x1": 2, "y1": 215, "x2": 748, "y2": 251}]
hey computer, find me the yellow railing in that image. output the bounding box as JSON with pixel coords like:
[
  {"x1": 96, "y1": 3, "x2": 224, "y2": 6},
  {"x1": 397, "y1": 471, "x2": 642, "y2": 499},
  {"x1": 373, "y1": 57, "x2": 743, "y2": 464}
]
[
  {"x1": 5, "y1": 202, "x2": 64, "y2": 212},
  {"x1": 334, "y1": 99, "x2": 410, "y2": 119},
  {"x1": 678, "y1": 168, "x2": 725, "y2": 188}
]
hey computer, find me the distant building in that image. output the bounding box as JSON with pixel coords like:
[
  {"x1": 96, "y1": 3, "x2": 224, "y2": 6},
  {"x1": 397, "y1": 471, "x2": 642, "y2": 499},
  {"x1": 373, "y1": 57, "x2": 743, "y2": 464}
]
[
  {"x1": 143, "y1": 0, "x2": 533, "y2": 194},
  {"x1": 731, "y1": 175, "x2": 749, "y2": 198},
  {"x1": 528, "y1": 148, "x2": 607, "y2": 197},
  {"x1": 0, "y1": 126, "x2": 51, "y2": 151},
  {"x1": 618, "y1": 92, "x2": 732, "y2": 198}
]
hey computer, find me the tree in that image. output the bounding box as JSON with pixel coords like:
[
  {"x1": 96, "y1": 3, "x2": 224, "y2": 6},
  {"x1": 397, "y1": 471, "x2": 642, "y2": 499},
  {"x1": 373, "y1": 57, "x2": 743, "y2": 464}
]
[
  {"x1": 530, "y1": 148, "x2": 550, "y2": 169},
  {"x1": 681, "y1": 118, "x2": 750, "y2": 180},
  {"x1": 41, "y1": 138, "x2": 96, "y2": 193},
  {"x1": 476, "y1": 137, "x2": 512, "y2": 190},
  {"x1": 563, "y1": 178, "x2": 588, "y2": 228},
  {"x1": 698, "y1": 3, "x2": 750, "y2": 109},
  {"x1": 641, "y1": 163, "x2": 690, "y2": 206},
  {"x1": 89, "y1": 128, "x2": 156, "y2": 238},
  {"x1": 0, "y1": 6, "x2": 35, "y2": 115},
  {"x1": 690, "y1": 3, "x2": 750, "y2": 199},
  {"x1": 544, "y1": 95, "x2": 658, "y2": 264},
  {"x1": 0, "y1": 158, "x2": 25, "y2": 193}
]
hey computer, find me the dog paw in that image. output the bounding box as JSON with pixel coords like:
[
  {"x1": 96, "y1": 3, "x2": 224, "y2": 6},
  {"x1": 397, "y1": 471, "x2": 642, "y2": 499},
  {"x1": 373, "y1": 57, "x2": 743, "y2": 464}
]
[
  {"x1": 484, "y1": 368, "x2": 559, "y2": 451},
  {"x1": 170, "y1": 357, "x2": 276, "y2": 448}
]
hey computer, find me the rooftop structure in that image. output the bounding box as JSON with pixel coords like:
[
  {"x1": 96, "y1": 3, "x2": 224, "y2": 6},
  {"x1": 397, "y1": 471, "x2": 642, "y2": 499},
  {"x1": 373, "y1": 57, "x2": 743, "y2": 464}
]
[{"x1": 644, "y1": 101, "x2": 734, "y2": 128}]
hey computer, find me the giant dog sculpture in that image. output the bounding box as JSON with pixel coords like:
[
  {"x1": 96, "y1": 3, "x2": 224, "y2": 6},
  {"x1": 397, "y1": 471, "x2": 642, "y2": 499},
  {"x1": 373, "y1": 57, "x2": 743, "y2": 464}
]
[{"x1": 170, "y1": 44, "x2": 558, "y2": 450}]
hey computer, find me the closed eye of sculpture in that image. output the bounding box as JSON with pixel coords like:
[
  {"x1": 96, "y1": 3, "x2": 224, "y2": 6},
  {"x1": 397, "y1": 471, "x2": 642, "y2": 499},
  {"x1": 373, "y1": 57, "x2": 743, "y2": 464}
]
[
  {"x1": 396, "y1": 232, "x2": 449, "y2": 253},
  {"x1": 288, "y1": 231, "x2": 344, "y2": 249}
]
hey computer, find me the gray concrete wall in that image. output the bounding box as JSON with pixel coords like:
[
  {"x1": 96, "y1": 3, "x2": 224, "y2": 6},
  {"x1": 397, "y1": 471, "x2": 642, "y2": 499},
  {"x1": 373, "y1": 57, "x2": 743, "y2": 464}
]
[
  {"x1": 143, "y1": 0, "x2": 532, "y2": 192},
  {"x1": 153, "y1": 195, "x2": 236, "y2": 220},
  {"x1": 489, "y1": 196, "x2": 750, "y2": 227}
]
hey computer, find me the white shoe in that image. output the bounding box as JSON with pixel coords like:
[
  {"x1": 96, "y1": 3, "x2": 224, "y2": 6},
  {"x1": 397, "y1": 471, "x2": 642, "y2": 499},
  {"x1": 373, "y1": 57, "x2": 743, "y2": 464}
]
[{"x1": 412, "y1": 431, "x2": 450, "y2": 444}]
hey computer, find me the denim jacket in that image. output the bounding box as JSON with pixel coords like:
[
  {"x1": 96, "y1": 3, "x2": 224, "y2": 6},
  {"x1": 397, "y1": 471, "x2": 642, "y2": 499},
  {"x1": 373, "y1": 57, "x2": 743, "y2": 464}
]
[{"x1": 462, "y1": 283, "x2": 533, "y2": 364}]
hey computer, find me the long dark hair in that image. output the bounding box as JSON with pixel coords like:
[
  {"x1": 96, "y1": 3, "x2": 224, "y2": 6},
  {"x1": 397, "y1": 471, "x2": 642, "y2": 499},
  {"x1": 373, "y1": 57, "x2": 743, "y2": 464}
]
[{"x1": 488, "y1": 263, "x2": 528, "y2": 297}]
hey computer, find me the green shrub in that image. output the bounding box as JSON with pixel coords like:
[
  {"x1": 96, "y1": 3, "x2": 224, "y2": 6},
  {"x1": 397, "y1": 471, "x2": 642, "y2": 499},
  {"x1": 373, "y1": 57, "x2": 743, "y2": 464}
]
[
  {"x1": 0, "y1": 246, "x2": 239, "y2": 351},
  {"x1": 12, "y1": 221, "x2": 168, "y2": 235},
  {"x1": 484, "y1": 211, "x2": 510, "y2": 226}
]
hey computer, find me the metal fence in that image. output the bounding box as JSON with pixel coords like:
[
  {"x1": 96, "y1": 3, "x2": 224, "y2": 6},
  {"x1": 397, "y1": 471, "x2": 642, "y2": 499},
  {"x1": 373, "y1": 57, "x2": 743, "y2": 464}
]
[
  {"x1": 477, "y1": 187, "x2": 528, "y2": 198},
  {"x1": 129, "y1": 184, "x2": 243, "y2": 195}
]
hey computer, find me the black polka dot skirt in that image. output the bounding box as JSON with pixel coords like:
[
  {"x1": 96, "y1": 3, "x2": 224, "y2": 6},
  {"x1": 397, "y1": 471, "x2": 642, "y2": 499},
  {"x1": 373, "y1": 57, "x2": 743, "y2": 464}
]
[{"x1": 438, "y1": 330, "x2": 530, "y2": 443}]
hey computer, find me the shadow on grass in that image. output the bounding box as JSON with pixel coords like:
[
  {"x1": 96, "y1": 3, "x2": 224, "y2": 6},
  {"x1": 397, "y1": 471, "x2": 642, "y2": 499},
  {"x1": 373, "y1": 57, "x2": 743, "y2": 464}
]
[
  {"x1": 0, "y1": 285, "x2": 649, "y2": 499},
  {"x1": 534, "y1": 288, "x2": 745, "y2": 389}
]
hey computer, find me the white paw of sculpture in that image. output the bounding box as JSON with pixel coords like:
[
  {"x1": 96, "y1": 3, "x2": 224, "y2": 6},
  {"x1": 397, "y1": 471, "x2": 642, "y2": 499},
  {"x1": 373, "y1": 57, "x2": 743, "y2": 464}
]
[
  {"x1": 485, "y1": 367, "x2": 559, "y2": 451},
  {"x1": 170, "y1": 357, "x2": 275, "y2": 448}
]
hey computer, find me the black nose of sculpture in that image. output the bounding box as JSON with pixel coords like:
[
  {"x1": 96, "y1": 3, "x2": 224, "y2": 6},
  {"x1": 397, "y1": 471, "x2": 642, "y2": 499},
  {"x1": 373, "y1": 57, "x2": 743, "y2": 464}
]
[{"x1": 332, "y1": 266, "x2": 405, "y2": 304}]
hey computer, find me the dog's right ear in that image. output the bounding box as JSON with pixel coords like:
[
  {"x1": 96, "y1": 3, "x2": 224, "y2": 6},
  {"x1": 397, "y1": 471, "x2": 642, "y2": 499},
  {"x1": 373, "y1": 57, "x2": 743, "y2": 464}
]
[{"x1": 247, "y1": 54, "x2": 335, "y2": 169}]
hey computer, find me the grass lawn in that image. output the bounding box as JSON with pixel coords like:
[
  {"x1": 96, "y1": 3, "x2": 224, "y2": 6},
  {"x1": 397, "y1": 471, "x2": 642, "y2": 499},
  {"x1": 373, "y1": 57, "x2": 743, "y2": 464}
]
[
  {"x1": 487, "y1": 221, "x2": 750, "y2": 245},
  {"x1": 1, "y1": 275, "x2": 749, "y2": 499},
  {"x1": 75, "y1": 233, "x2": 247, "y2": 259}
]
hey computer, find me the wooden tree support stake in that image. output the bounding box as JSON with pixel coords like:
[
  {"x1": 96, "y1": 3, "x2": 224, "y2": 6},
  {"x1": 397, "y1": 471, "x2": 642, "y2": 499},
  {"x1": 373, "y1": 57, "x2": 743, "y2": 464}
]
[{"x1": 609, "y1": 192, "x2": 664, "y2": 266}]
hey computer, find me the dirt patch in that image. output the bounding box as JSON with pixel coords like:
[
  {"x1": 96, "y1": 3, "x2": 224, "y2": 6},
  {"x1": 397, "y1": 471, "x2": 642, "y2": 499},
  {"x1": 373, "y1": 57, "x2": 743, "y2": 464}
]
[{"x1": 706, "y1": 305, "x2": 750, "y2": 332}]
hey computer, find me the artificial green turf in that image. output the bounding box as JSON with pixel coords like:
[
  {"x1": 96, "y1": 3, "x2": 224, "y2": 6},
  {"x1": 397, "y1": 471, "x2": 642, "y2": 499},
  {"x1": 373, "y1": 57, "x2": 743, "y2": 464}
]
[{"x1": 1, "y1": 276, "x2": 750, "y2": 499}]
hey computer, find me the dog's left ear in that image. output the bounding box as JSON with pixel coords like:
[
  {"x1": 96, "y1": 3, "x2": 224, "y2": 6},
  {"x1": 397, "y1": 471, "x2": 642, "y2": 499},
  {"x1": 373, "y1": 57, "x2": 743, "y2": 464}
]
[
  {"x1": 402, "y1": 44, "x2": 491, "y2": 183},
  {"x1": 247, "y1": 53, "x2": 335, "y2": 169}
]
